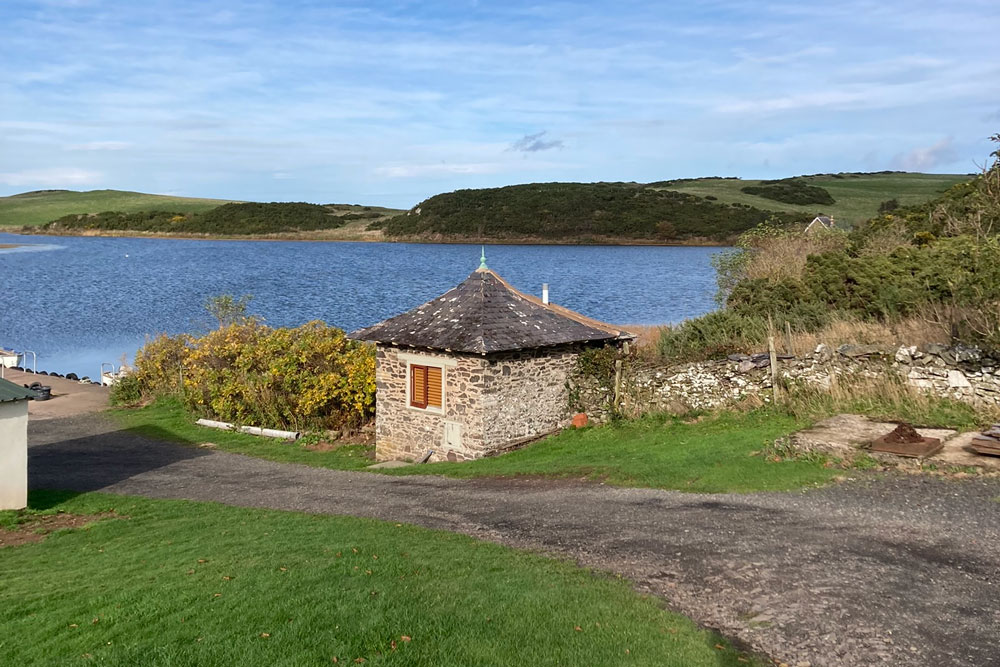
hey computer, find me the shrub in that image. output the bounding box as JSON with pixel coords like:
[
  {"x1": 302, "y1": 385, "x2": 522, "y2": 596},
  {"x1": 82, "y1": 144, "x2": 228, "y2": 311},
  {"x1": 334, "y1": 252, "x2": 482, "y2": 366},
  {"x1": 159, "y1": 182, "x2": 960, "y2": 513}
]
[
  {"x1": 126, "y1": 322, "x2": 375, "y2": 431},
  {"x1": 740, "y1": 178, "x2": 835, "y2": 206}
]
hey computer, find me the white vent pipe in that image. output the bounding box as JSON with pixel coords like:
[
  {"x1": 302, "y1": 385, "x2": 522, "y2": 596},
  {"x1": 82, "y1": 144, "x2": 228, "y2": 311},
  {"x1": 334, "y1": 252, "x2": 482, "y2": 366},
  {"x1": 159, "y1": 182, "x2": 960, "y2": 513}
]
[{"x1": 542, "y1": 283, "x2": 549, "y2": 305}]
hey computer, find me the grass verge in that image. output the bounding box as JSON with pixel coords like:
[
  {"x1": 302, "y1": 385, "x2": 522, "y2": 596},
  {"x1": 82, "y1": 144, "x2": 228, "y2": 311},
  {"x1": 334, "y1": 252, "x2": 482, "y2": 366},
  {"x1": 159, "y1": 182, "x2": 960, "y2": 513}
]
[
  {"x1": 384, "y1": 410, "x2": 835, "y2": 492},
  {"x1": 1, "y1": 491, "x2": 761, "y2": 666},
  {"x1": 110, "y1": 397, "x2": 374, "y2": 471},
  {"x1": 112, "y1": 399, "x2": 837, "y2": 493}
]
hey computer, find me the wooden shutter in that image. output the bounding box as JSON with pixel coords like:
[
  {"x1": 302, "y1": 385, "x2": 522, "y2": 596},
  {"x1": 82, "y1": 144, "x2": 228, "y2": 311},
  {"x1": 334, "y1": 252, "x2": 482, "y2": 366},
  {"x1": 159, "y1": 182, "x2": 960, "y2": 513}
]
[
  {"x1": 410, "y1": 365, "x2": 428, "y2": 408},
  {"x1": 427, "y1": 367, "x2": 443, "y2": 408}
]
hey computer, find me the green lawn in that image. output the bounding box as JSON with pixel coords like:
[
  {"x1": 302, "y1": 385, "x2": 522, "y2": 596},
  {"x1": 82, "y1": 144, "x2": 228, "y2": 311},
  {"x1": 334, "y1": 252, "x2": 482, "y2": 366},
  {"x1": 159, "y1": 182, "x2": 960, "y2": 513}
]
[
  {"x1": 386, "y1": 411, "x2": 834, "y2": 492},
  {"x1": 0, "y1": 491, "x2": 761, "y2": 666},
  {"x1": 0, "y1": 189, "x2": 236, "y2": 227},
  {"x1": 113, "y1": 399, "x2": 836, "y2": 493},
  {"x1": 110, "y1": 398, "x2": 375, "y2": 471},
  {"x1": 659, "y1": 173, "x2": 969, "y2": 227}
]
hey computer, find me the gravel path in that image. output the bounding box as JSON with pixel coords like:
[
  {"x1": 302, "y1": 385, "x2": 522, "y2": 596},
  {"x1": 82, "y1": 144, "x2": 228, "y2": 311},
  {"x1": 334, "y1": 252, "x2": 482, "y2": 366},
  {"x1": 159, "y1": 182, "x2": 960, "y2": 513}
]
[{"x1": 28, "y1": 414, "x2": 1000, "y2": 667}]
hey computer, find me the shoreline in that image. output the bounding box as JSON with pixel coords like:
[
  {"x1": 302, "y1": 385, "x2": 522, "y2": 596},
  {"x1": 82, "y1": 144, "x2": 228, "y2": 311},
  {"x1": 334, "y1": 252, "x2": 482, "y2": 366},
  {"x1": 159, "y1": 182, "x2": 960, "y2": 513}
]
[{"x1": 2, "y1": 227, "x2": 732, "y2": 247}]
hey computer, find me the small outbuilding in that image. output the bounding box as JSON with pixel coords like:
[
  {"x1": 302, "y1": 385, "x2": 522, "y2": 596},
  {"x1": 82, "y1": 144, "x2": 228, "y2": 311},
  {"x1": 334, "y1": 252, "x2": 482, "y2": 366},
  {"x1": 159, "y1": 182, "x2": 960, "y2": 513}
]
[
  {"x1": 350, "y1": 256, "x2": 633, "y2": 462},
  {"x1": 0, "y1": 377, "x2": 34, "y2": 510}
]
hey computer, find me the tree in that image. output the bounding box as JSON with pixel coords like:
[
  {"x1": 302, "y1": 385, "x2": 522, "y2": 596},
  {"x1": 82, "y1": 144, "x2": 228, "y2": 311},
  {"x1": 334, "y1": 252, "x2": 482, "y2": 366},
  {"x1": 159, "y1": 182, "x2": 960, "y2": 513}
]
[{"x1": 205, "y1": 294, "x2": 255, "y2": 328}]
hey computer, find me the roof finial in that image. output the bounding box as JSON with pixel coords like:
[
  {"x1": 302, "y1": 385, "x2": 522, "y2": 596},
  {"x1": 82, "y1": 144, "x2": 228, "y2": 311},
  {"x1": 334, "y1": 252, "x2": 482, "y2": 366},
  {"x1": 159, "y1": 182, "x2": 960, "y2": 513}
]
[{"x1": 479, "y1": 245, "x2": 488, "y2": 270}]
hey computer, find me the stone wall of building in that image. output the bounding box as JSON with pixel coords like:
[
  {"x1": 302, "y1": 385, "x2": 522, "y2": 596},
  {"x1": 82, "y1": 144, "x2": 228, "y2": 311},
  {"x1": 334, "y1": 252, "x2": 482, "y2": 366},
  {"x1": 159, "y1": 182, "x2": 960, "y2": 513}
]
[
  {"x1": 573, "y1": 343, "x2": 1000, "y2": 420},
  {"x1": 481, "y1": 345, "x2": 581, "y2": 450},
  {"x1": 374, "y1": 346, "x2": 488, "y2": 462}
]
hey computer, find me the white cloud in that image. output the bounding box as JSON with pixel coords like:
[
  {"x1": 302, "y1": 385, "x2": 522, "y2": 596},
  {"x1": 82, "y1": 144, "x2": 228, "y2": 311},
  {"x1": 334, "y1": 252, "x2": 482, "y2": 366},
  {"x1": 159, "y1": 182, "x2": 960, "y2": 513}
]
[
  {"x1": 0, "y1": 167, "x2": 102, "y2": 187},
  {"x1": 67, "y1": 141, "x2": 131, "y2": 151},
  {"x1": 374, "y1": 163, "x2": 505, "y2": 179},
  {"x1": 893, "y1": 137, "x2": 959, "y2": 171}
]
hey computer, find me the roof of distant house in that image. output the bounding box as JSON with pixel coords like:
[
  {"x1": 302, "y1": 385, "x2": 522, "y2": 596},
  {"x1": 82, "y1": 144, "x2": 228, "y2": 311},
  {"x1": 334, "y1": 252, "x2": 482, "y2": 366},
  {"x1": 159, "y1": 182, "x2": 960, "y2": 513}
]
[
  {"x1": 350, "y1": 267, "x2": 633, "y2": 354},
  {"x1": 0, "y1": 377, "x2": 34, "y2": 403}
]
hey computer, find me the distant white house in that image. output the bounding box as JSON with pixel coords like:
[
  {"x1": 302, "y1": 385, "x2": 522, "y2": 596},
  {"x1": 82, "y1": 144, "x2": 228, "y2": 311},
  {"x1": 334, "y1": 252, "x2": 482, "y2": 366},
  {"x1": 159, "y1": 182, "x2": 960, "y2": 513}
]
[
  {"x1": 0, "y1": 378, "x2": 33, "y2": 510},
  {"x1": 804, "y1": 215, "x2": 834, "y2": 234}
]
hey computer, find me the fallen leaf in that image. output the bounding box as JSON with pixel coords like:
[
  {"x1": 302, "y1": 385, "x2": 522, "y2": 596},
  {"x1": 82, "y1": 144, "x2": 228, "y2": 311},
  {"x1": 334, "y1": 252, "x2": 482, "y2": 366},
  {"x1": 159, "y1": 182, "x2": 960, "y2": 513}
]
[
  {"x1": 186, "y1": 569, "x2": 195, "y2": 575},
  {"x1": 331, "y1": 658, "x2": 338, "y2": 664},
  {"x1": 354, "y1": 659, "x2": 365, "y2": 664},
  {"x1": 400, "y1": 635, "x2": 411, "y2": 642},
  {"x1": 213, "y1": 593, "x2": 222, "y2": 598},
  {"x1": 69, "y1": 624, "x2": 78, "y2": 628},
  {"x1": 336, "y1": 552, "x2": 342, "y2": 558},
  {"x1": 280, "y1": 567, "x2": 288, "y2": 572},
  {"x1": 352, "y1": 548, "x2": 358, "y2": 554},
  {"x1": 222, "y1": 576, "x2": 232, "y2": 581},
  {"x1": 92, "y1": 618, "x2": 99, "y2": 625},
  {"x1": 390, "y1": 640, "x2": 397, "y2": 651},
  {"x1": 574, "y1": 626, "x2": 582, "y2": 632},
  {"x1": 714, "y1": 643, "x2": 725, "y2": 650},
  {"x1": 372, "y1": 555, "x2": 378, "y2": 560},
  {"x1": 260, "y1": 633, "x2": 270, "y2": 638},
  {"x1": 198, "y1": 559, "x2": 208, "y2": 564}
]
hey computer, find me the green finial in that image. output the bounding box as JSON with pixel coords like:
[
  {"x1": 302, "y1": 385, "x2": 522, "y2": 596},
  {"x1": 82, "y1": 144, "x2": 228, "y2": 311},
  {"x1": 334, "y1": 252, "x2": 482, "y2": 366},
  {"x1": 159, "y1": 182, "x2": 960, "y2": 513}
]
[{"x1": 479, "y1": 245, "x2": 488, "y2": 270}]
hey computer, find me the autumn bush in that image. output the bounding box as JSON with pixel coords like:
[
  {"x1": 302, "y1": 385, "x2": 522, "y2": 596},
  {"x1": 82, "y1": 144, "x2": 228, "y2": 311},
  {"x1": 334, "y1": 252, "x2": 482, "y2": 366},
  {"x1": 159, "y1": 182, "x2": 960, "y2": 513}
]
[{"x1": 113, "y1": 321, "x2": 375, "y2": 431}]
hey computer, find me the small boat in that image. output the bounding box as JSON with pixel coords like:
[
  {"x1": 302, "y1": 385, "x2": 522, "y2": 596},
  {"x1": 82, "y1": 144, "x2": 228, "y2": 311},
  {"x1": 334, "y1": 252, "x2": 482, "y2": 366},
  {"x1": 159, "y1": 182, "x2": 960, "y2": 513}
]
[
  {"x1": 1, "y1": 349, "x2": 19, "y2": 368},
  {"x1": 100, "y1": 362, "x2": 132, "y2": 386}
]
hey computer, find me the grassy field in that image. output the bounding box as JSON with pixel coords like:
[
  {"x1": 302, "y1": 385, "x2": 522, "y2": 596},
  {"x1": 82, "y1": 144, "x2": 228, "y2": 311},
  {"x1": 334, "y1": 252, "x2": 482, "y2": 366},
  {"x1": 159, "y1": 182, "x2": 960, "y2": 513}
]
[
  {"x1": 658, "y1": 173, "x2": 969, "y2": 227},
  {"x1": 0, "y1": 491, "x2": 760, "y2": 666},
  {"x1": 0, "y1": 189, "x2": 237, "y2": 227},
  {"x1": 112, "y1": 399, "x2": 837, "y2": 493}
]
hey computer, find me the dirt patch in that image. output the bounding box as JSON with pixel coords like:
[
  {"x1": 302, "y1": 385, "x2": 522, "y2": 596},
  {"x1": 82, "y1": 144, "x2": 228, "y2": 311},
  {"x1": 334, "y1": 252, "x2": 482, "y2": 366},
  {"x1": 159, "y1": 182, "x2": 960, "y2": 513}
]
[{"x1": 0, "y1": 512, "x2": 115, "y2": 548}]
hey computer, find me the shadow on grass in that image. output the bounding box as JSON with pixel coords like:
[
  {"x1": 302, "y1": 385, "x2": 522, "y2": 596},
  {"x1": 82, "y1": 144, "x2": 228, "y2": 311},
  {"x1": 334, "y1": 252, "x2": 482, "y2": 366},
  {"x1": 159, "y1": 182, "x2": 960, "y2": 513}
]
[{"x1": 25, "y1": 489, "x2": 82, "y2": 511}]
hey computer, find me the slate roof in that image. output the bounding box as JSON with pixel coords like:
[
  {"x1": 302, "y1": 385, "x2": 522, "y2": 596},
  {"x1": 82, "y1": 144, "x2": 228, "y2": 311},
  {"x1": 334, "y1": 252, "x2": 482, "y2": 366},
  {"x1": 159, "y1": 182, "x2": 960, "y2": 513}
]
[
  {"x1": 0, "y1": 377, "x2": 34, "y2": 403},
  {"x1": 350, "y1": 268, "x2": 633, "y2": 354}
]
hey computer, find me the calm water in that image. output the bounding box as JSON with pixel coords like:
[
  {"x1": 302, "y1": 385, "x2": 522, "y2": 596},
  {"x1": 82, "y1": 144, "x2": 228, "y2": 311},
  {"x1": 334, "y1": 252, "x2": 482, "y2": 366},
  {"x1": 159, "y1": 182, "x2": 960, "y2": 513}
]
[{"x1": 0, "y1": 232, "x2": 726, "y2": 377}]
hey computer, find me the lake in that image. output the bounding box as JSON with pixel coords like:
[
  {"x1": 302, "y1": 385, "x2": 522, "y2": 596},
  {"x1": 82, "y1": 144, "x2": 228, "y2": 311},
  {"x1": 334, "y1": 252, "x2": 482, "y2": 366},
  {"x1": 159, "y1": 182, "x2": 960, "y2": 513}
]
[{"x1": 0, "y1": 232, "x2": 727, "y2": 377}]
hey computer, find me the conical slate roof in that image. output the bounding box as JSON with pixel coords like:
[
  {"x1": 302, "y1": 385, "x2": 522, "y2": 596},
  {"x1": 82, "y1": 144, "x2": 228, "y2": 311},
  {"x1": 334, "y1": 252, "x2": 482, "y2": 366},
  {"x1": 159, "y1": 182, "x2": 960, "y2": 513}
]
[{"x1": 349, "y1": 268, "x2": 631, "y2": 354}]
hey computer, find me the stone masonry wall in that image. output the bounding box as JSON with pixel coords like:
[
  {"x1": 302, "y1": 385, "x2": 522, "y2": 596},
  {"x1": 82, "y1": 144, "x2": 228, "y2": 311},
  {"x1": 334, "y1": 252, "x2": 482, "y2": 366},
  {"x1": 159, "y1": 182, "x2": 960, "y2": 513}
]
[
  {"x1": 374, "y1": 346, "x2": 487, "y2": 462},
  {"x1": 573, "y1": 342, "x2": 1000, "y2": 420},
  {"x1": 481, "y1": 345, "x2": 581, "y2": 450}
]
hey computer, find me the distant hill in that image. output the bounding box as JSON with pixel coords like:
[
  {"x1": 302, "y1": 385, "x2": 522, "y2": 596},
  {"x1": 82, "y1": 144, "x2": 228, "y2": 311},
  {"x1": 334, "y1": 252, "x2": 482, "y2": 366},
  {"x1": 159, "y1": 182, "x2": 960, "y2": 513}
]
[
  {"x1": 652, "y1": 172, "x2": 970, "y2": 228},
  {"x1": 375, "y1": 173, "x2": 970, "y2": 243},
  {"x1": 38, "y1": 202, "x2": 403, "y2": 237},
  {"x1": 375, "y1": 182, "x2": 812, "y2": 243},
  {"x1": 0, "y1": 189, "x2": 237, "y2": 227}
]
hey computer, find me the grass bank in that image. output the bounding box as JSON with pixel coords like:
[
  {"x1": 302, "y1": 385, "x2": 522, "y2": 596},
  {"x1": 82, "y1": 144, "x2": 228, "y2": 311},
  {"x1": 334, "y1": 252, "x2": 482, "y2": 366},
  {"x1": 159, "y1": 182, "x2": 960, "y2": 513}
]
[
  {"x1": 0, "y1": 491, "x2": 760, "y2": 666},
  {"x1": 111, "y1": 399, "x2": 838, "y2": 493},
  {"x1": 0, "y1": 189, "x2": 234, "y2": 227}
]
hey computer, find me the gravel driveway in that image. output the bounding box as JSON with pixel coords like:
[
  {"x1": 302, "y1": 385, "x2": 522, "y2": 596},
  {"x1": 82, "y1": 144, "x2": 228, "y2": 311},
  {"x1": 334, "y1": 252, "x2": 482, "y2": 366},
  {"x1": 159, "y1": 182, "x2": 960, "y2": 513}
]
[{"x1": 28, "y1": 414, "x2": 1000, "y2": 667}]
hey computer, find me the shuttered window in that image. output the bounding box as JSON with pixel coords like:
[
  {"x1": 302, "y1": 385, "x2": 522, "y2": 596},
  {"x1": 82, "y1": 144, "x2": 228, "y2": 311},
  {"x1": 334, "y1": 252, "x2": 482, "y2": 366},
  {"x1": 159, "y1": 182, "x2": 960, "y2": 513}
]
[{"x1": 410, "y1": 364, "x2": 443, "y2": 410}]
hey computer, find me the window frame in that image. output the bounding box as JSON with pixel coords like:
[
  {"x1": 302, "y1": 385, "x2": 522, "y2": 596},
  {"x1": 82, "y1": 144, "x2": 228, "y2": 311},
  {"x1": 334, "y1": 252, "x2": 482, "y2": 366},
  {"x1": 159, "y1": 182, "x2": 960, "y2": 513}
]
[{"x1": 400, "y1": 352, "x2": 453, "y2": 415}]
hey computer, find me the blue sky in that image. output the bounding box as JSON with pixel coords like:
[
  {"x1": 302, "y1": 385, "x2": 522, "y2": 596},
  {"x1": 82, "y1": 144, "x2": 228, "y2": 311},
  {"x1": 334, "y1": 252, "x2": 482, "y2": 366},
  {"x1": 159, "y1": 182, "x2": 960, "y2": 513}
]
[{"x1": 1, "y1": 0, "x2": 998, "y2": 208}]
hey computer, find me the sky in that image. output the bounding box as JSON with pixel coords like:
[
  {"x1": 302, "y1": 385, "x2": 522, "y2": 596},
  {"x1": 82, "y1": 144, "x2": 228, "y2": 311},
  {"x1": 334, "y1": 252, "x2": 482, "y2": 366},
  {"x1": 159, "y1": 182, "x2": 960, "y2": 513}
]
[{"x1": 1, "y1": 0, "x2": 999, "y2": 209}]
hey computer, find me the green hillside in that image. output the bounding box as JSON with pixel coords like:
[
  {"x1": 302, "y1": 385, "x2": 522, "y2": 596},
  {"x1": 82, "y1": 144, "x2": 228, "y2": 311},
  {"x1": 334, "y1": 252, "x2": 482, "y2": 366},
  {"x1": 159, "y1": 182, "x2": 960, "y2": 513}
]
[
  {"x1": 0, "y1": 189, "x2": 237, "y2": 227},
  {"x1": 376, "y1": 182, "x2": 810, "y2": 243},
  {"x1": 654, "y1": 172, "x2": 970, "y2": 227},
  {"x1": 39, "y1": 202, "x2": 403, "y2": 236}
]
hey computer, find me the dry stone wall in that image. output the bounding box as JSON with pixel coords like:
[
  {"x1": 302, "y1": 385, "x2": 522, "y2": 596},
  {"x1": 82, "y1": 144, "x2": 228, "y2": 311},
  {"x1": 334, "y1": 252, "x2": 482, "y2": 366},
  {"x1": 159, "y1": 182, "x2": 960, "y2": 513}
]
[{"x1": 574, "y1": 343, "x2": 1000, "y2": 420}]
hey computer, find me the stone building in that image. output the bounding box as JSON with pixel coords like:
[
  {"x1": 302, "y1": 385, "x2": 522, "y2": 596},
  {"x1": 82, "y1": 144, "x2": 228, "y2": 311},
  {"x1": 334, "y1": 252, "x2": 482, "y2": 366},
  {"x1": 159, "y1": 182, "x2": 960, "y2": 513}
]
[{"x1": 350, "y1": 257, "x2": 633, "y2": 462}]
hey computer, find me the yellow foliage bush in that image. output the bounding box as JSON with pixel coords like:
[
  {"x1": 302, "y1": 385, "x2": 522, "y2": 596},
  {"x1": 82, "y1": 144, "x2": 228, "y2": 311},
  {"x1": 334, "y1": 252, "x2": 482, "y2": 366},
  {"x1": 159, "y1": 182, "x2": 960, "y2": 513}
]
[{"x1": 124, "y1": 321, "x2": 375, "y2": 431}]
